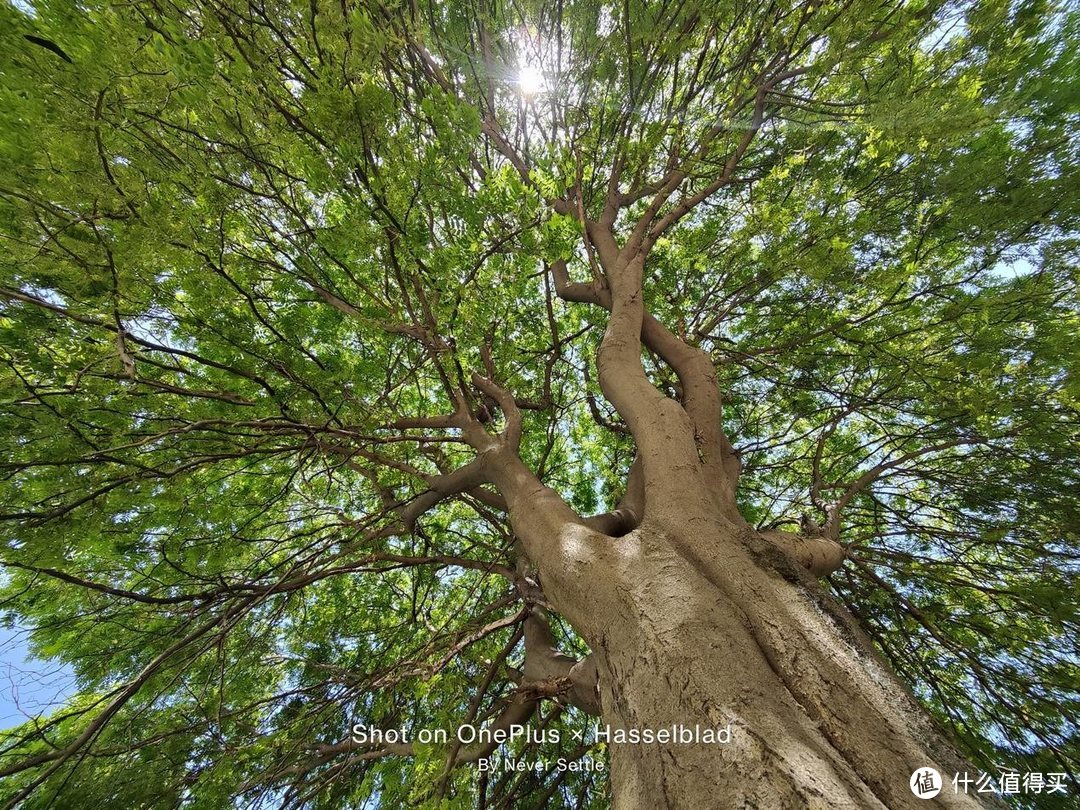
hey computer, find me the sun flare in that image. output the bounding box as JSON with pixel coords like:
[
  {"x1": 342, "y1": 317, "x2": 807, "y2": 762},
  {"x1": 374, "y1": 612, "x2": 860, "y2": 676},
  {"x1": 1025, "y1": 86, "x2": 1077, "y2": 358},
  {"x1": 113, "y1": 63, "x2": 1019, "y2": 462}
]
[{"x1": 518, "y1": 64, "x2": 544, "y2": 97}]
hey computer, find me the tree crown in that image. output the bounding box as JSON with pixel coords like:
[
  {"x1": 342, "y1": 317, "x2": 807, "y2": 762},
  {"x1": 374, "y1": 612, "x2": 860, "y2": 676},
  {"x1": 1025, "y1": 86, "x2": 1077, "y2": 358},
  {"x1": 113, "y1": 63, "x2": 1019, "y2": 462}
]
[{"x1": 0, "y1": 0, "x2": 1076, "y2": 806}]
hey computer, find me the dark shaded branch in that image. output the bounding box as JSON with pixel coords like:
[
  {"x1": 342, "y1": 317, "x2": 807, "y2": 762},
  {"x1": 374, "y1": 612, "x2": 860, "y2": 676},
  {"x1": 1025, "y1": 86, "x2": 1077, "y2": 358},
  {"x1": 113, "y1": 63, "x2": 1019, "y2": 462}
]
[
  {"x1": 583, "y1": 455, "x2": 644, "y2": 536},
  {"x1": 823, "y1": 438, "x2": 982, "y2": 540},
  {"x1": 298, "y1": 609, "x2": 597, "y2": 783}
]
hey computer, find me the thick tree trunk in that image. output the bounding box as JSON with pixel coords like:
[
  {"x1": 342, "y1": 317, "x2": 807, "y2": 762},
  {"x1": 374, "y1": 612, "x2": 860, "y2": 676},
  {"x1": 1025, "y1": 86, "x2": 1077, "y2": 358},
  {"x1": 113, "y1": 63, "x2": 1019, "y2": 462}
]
[
  {"x1": 478, "y1": 246, "x2": 989, "y2": 808},
  {"x1": 558, "y1": 517, "x2": 985, "y2": 809}
]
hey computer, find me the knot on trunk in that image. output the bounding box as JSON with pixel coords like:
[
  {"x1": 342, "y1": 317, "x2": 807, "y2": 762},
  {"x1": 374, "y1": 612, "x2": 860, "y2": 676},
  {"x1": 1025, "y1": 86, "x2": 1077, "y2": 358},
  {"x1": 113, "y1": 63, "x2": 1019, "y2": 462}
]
[
  {"x1": 518, "y1": 676, "x2": 573, "y2": 700},
  {"x1": 758, "y1": 529, "x2": 847, "y2": 577}
]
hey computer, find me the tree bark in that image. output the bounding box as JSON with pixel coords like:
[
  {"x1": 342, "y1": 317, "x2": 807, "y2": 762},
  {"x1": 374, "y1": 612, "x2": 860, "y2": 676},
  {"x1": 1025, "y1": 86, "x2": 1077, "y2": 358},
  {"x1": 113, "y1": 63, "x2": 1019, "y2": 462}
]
[
  {"x1": 483, "y1": 442, "x2": 988, "y2": 807},
  {"x1": 471, "y1": 246, "x2": 990, "y2": 808},
  {"x1": 537, "y1": 514, "x2": 987, "y2": 809}
]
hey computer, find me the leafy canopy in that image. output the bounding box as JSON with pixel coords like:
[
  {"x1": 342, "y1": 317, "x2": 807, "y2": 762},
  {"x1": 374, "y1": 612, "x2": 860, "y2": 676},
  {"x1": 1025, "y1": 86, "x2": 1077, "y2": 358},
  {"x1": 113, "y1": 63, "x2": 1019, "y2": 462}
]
[{"x1": 0, "y1": 0, "x2": 1077, "y2": 807}]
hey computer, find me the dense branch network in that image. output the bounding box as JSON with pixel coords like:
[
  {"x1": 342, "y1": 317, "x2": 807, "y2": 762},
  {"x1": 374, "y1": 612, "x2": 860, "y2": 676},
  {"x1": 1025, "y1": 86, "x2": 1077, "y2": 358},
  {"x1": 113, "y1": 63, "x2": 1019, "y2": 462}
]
[{"x1": 0, "y1": 0, "x2": 1075, "y2": 804}]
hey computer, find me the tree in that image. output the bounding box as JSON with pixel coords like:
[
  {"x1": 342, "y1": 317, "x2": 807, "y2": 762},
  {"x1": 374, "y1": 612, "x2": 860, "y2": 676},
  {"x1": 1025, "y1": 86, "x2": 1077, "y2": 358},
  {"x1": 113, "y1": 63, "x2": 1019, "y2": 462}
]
[{"x1": 0, "y1": 0, "x2": 1076, "y2": 806}]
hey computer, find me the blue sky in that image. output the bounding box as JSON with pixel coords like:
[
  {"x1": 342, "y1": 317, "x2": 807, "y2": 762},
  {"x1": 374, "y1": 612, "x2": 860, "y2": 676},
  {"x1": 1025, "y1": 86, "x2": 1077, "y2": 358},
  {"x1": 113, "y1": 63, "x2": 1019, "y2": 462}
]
[{"x1": 0, "y1": 624, "x2": 74, "y2": 729}]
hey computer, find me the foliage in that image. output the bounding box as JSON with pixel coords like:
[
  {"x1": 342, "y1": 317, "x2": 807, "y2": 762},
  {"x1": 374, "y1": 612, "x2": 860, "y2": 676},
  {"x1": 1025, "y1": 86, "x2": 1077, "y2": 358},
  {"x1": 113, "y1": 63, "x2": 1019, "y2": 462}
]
[{"x1": 0, "y1": 0, "x2": 1076, "y2": 807}]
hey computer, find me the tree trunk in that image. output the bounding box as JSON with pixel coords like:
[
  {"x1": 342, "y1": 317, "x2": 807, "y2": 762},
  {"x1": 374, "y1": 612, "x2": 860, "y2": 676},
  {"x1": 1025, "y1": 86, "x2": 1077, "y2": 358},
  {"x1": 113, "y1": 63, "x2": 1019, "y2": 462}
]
[
  {"x1": 479, "y1": 246, "x2": 989, "y2": 808},
  {"x1": 560, "y1": 517, "x2": 985, "y2": 809}
]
